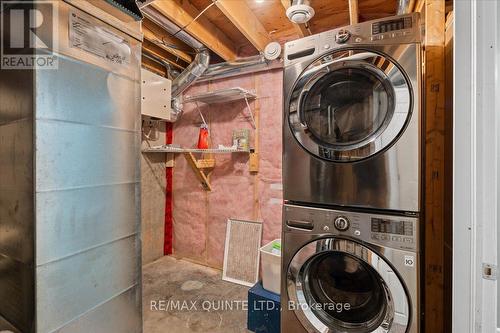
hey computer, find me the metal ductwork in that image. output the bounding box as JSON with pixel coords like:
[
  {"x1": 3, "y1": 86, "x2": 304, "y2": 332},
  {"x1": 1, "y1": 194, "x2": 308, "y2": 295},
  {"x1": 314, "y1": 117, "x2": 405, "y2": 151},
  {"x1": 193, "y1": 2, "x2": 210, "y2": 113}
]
[
  {"x1": 141, "y1": 6, "x2": 284, "y2": 121},
  {"x1": 171, "y1": 49, "x2": 210, "y2": 97},
  {"x1": 197, "y1": 54, "x2": 282, "y2": 83},
  {"x1": 396, "y1": 0, "x2": 416, "y2": 14},
  {"x1": 141, "y1": 5, "x2": 209, "y2": 121}
]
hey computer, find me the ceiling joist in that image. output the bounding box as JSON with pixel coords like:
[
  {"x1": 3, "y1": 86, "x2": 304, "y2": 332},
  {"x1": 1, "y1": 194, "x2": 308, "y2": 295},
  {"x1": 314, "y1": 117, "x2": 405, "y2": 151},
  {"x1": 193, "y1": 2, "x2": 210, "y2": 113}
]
[
  {"x1": 149, "y1": 0, "x2": 238, "y2": 61},
  {"x1": 142, "y1": 18, "x2": 193, "y2": 63},
  {"x1": 214, "y1": 0, "x2": 272, "y2": 51},
  {"x1": 142, "y1": 39, "x2": 188, "y2": 70}
]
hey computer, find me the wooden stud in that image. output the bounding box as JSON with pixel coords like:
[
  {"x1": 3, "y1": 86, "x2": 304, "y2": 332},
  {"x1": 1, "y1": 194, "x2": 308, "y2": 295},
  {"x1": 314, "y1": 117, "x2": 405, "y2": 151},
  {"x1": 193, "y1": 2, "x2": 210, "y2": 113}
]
[
  {"x1": 417, "y1": 1, "x2": 446, "y2": 333},
  {"x1": 215, "y1": 0, "x2": 272, "y2": 52},
  {"x1": 150, "y1": 0, "x2": 238, "y2": 61},
  {"x1": 348, "y1": 0, "x2": 359, "y2": 25}
]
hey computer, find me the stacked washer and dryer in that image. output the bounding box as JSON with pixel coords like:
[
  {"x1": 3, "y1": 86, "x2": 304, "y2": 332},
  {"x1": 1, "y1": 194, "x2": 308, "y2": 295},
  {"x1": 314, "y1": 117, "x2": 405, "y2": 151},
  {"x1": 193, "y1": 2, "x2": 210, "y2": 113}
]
[{"x1": 281, "y1": 13, "x2": 422, "y2": 333}]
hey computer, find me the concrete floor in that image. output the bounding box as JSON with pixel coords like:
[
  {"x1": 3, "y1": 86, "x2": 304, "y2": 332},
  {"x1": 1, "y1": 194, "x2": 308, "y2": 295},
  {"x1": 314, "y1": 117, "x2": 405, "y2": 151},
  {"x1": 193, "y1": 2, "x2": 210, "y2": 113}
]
[{"x1": 143, "y1": 256, "x2": 251, "y2": 333}]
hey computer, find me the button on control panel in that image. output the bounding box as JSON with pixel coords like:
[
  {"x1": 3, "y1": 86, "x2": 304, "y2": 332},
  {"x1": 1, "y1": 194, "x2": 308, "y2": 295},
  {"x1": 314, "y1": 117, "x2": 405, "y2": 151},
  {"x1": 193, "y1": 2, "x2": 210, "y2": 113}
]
[
  {"x1": 333, "y1": 216, "x2": 350, "y2": 231},
  {"x1": 335, "y1": 29, "x2": 351, "y2": 44}
]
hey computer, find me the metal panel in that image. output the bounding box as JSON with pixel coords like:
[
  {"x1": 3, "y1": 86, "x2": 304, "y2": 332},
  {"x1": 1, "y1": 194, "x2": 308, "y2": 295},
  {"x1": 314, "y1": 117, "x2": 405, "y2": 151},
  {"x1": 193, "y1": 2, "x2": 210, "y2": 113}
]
[
  {"x1": 35, "y1": 1, "x2": 142, "y2": 81},
  {"x1": 0, "y1": 255, "x2": 34, "y2": 333},
  {"x1": 0, "y1": 63, "x2": 35, "y2": 332},
  {"x1": 0, "y1": 2, "x2": 142, "y2": 331},
  {"x1": 141, "y1": 69, "x2": 172, "y2": 121},
  {"x1": 0, "y1": 69, "x2": 33, "y2": 125},
  {"x1": 35, "y1": 120, "x2": 140, "y2": 191},
  {"x1": 56, "y1": 286, "x2": 141, "y2": 333},
  {"x1": 35, "y1": 236, "x2": 140, "y2": 333},
  {"x1": 36, "y1": 183, "x2": 140, "y2": 265},
  {"x1": 0, "y1": 120, "x2": 34, "y2": 264},
  {"x1": 32, "y1": 2, "x2": 143, "y2": 329},
  {"x1": 36, "y1": 56, "x2": 140, "y2": 132},
  {"x1": 0, "y1": 314, "x2": 21, "y2": 333}
]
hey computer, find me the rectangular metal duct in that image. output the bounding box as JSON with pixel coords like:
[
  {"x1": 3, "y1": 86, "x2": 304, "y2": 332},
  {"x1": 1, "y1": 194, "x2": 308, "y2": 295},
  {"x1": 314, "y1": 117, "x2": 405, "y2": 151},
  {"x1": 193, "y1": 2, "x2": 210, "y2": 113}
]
[{"x1": 0, "y1": 1, "x2": 142, "y2": 332}]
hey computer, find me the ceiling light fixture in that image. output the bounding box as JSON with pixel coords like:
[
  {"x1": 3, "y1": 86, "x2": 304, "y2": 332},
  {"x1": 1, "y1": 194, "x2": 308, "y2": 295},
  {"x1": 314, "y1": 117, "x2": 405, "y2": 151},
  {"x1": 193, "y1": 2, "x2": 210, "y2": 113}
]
[{"x1": 286, "y1": 0, "x2": 315, "y2": 24}]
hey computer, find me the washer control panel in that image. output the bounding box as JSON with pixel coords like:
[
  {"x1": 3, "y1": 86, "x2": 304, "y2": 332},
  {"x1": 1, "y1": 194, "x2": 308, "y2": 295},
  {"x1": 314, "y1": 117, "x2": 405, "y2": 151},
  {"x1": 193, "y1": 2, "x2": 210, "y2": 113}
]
[
  {"x1": 284, "y1": 204, "x2": 419, "y2": 251},
  {"x1": 371, "y1": 218, "x2": 415, "y2": 245}
]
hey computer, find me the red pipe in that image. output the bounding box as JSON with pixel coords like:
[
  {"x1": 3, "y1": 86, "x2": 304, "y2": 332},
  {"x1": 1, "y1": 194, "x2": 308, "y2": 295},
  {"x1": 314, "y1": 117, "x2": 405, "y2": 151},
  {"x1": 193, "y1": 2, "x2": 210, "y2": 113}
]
[{"x1": 164, "y1": 122, "x2": 173, "y2": 255}]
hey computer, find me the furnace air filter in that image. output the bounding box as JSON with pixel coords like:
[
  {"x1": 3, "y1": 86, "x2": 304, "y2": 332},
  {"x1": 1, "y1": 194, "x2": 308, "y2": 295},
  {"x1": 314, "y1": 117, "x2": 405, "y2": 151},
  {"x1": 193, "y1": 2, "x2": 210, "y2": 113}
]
[{"x1": 222, "y1": 219, "x2": 263, "y2": 287}]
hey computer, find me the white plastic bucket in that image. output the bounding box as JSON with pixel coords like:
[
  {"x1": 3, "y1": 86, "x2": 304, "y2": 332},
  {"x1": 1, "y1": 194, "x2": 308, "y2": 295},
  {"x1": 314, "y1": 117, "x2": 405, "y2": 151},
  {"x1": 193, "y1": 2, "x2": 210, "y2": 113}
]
[{"x1": 259, "y1": 239, "x2": 281, "y2": 295}]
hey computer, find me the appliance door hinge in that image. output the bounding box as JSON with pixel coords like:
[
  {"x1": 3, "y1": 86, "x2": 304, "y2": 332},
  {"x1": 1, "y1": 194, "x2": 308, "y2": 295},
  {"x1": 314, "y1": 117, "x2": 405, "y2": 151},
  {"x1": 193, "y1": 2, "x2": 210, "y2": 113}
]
[{"x1": 482, "y1": 263, "x2": 498, "y2": 280}]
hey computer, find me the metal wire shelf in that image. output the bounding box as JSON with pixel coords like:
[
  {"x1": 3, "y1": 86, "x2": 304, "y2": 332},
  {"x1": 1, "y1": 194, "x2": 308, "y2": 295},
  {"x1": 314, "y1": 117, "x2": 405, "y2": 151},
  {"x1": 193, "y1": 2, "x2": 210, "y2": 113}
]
[
  {"x1": 142, "y1": 145, "x2": 250, "y2": 154},
  {"x1": 183, "y1": 87, "x2": 257, "y2": 129},
  {"x1": 183, "y1": 87, "x2": 256, "y2": 104}
]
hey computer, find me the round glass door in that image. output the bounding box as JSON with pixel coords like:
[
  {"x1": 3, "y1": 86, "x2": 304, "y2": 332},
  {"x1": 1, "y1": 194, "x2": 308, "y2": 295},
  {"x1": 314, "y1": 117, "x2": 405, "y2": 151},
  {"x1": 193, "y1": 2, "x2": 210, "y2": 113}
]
[
  {"x1": 288, "y1": 49, "x2": 412, "y2": 162},
  {"x1": 287, "y1": 238, "x2": 409, "y2": 333},
  {"x1": 302, "y1": 252, "x2": 387, "y2": 329}
]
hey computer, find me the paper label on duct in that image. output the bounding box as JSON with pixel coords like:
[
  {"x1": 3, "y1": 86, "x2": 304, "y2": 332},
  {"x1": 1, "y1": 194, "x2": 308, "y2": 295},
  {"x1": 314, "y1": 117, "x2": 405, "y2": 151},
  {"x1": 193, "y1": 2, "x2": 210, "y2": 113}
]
[{"x1": 69, "y1": 10, "x2": 131, "y2": 65}]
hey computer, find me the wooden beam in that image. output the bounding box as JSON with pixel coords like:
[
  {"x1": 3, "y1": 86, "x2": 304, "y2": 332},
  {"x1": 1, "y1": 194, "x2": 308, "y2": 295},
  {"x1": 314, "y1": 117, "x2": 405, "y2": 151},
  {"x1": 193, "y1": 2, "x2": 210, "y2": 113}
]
[
  {"x1": 348, "y1": 0, "x2": 359, "y2": 25},
  {"x1": 215, "y1": 0, "x2": 272, "y2": 51},
  {"x1": 142, "y1": 39, "x2": 187, "y2": 70},
  {"x1": 143, "y1": 18, "x2": 193, "y2": 63},
  {"x1": 418, "y1": 1, "x2": 447, "y2": 333},
  {"x1": 280, "y1": 0, "x2": 310, "y2": 37},
  {"x1": 150, "y1": 0, "x2": 238, "y2": 61}
]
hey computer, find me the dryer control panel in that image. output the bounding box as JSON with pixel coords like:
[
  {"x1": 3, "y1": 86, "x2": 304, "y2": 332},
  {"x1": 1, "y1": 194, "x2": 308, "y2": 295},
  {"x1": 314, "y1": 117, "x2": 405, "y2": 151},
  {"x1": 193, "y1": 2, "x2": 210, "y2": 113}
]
[
  {"x1": 284, "y1": 204, "x2": 419, "y2": 252},
  {"x1": 283, "y1": 12, "x2": 422, "y2": 67}
]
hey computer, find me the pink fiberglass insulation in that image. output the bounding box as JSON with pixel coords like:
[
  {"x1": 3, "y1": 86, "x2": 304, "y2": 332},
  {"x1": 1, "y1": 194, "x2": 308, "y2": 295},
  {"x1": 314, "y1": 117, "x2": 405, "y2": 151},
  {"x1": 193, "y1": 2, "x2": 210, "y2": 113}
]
[{"x1": 172, "y1": 69, "x2": 283, "y2": 268}]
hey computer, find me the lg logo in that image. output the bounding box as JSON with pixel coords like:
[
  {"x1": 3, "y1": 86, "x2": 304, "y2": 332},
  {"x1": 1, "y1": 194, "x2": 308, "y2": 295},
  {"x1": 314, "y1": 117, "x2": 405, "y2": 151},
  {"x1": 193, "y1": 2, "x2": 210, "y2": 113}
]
[{"x1": 1, "y1": 1, "x2": 58, "y2": 69}]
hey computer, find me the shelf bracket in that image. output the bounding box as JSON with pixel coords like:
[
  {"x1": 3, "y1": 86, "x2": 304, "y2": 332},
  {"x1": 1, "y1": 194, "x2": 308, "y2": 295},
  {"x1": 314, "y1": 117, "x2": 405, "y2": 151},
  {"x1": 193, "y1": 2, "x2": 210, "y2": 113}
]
[
  {"x1": 244, "y1": 96, "x2": 257, "y2": 129},
  {"x1": 183, "y1": 152, "x2": 213, "y2": 191}
]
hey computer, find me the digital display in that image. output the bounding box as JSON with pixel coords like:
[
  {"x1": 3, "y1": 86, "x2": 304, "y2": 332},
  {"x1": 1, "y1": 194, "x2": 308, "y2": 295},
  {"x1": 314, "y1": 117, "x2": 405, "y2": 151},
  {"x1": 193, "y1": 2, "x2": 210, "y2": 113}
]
[
  {"x1": 372, "y1": 17, "x2": 412, "y2": 35},
  {"x1": 371, "y1": 218, "x2": 413, "y2": 236}
]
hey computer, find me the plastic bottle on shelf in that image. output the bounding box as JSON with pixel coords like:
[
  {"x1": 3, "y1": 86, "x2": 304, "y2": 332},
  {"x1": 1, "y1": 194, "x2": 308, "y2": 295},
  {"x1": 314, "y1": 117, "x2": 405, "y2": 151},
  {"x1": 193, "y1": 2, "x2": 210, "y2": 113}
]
[{"x1": 197, "y1": 124, "x2": 209, "y2": 150}]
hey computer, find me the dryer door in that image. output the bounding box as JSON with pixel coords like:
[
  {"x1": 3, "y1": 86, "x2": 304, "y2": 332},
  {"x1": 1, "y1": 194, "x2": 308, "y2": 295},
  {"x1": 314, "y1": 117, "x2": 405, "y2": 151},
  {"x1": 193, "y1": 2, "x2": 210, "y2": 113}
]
[
  {"x1": 287, "y1": 237, "x2": 410, "y2": 333},
  {"x1": 288, "y1": 49, "x2": 412, "y2": 162}
]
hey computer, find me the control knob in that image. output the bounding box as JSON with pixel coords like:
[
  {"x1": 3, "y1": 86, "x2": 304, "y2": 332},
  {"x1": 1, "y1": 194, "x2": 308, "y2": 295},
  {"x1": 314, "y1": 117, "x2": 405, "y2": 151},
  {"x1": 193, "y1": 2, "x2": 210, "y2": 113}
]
[
  {"x1": 335, "y1": 29, "x2": 351, "y2": 44},
  {"x1": 334, "y1": 216, "x2": 350, "y2": 231}
]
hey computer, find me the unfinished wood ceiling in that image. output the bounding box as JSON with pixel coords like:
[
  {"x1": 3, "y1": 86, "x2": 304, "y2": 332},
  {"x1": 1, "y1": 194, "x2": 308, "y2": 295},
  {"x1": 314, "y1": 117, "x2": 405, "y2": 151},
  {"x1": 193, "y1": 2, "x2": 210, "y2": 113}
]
[{"x1": 143, "y1": 0, "x2": 399, "y2": 67}]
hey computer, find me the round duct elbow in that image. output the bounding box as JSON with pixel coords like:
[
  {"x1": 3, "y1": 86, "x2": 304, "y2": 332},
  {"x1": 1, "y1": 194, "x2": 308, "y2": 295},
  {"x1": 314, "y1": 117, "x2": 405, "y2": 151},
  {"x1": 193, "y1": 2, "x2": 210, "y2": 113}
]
[{"x1": 286, "y1": 3, "x2": 315, "y2": 24}]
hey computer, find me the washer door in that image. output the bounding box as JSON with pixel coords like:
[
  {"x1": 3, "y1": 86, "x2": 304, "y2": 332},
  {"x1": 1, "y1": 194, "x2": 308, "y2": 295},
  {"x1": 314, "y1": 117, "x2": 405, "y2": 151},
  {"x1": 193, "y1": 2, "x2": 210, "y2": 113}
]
[
  {"x1": 288, "y1": 49, "x2": 412, "y2": 162},
  {"x1": 287, "y1": 238, "x2": 410, "y2": 333}
]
